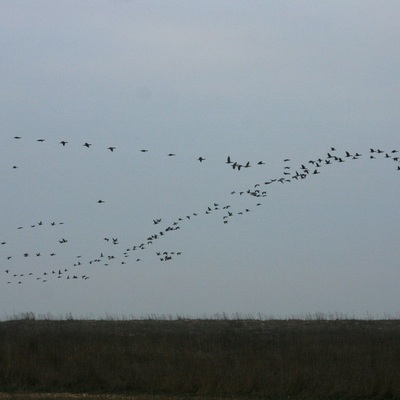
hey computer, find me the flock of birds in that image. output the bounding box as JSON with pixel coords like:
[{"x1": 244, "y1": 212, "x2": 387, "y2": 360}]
[{"x1": 2, "y1": 136, "x2": 400, "y2": 286}]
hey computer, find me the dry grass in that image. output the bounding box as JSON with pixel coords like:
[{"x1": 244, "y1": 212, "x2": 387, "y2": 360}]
[
  {"x1": 0, "y1": 395, "x2": 231, "y2": 400},
  {"x1": 0, "y1": 395, "x2": 229, "y2": 400},
  {"x1": 0, "y1": 315, "x2": 400, "y2": 399}
]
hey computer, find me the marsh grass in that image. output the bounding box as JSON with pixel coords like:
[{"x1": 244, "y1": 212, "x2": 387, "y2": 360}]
[{"x1": 0, "y1": 314, "x2": 400, "y2": 399}]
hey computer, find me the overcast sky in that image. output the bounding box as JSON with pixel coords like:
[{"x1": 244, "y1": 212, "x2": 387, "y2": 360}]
[{"x1": 1, "y1": 0, "x2": 400, "y2": 319}]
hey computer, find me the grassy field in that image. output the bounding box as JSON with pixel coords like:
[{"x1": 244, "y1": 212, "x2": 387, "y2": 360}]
[{"x1": 0, "y1": 315, "x2": 399, "y2": 399}]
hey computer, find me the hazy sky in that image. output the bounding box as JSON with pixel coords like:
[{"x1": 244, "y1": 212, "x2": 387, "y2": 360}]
[{"x1": 1, "y1": 0, "x2": 400, "y2": 319}]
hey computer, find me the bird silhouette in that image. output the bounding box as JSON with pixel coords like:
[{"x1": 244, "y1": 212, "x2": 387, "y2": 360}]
[{"x1": 4, "y1": 140, "x2": 399, "y2": 285}]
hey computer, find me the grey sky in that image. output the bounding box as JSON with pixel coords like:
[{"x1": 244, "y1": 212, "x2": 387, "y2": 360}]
[{"x1": 1, "y1": 0, "x2": 400, "y2": 318}]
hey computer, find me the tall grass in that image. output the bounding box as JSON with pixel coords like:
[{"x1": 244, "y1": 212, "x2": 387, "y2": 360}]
[{"x1": 0, "y1": 316, "x2": 399, "y2": 399}]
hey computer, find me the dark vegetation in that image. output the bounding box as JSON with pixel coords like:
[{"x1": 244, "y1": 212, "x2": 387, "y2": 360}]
[{"x1": 1, "y1": 315, "x2": 400, "y2": 399}]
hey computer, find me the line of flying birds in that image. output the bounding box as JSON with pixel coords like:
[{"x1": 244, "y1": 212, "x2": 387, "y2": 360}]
[{"x1": 2, "y1": 136, "x2": 399, "y2": 285}]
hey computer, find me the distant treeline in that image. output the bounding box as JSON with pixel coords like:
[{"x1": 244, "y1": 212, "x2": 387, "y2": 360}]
[{"x1": 0, "y1": 317, "x2": 399, "y2": 399}]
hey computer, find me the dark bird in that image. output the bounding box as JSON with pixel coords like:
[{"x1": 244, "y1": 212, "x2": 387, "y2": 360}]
[
  {"x1": 83, "y1": 142, "x2": 92, "y2": 148},
  {"x1": 198, "y1": 157, "x2": 205, "y2": 162},
  {"x1": 108, "y1": 147, "x2": 116, "y2": 152},
  {"x1": 60, "y1": 141, "x2": 68, "y2": 146},
  {"x1": 98, "y1": 200, "x2": 105, "y2": 203},
  {"x1": 168, "y1": 153, "x2": 176, "y2": 156},
  {"x1": 140, "y1": 149, "x2": 148, "y2": 152},
  {"x1": 226, "y1": 156, "x2": 232, "y2": 164},
  {"x1": 14, "y1": 136, "x2": 21, "y2": 139},
  {"x1": 36, "y1": 139, "x2": 45, "y2": 142}
]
